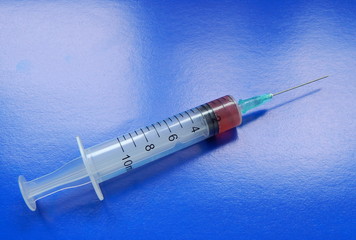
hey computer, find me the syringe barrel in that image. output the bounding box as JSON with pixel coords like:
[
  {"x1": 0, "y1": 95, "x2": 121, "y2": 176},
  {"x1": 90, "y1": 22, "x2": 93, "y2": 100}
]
[
  {"x1": 87, "y1": 95, "x2": 242, "y2": 184},
  {"x1": 19, "y1": 95, "x2": 242, "y2": 210}
]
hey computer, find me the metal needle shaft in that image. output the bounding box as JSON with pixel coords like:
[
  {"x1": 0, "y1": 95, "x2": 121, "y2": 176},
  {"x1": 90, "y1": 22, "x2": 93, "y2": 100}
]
[{"x1": 272, "y1": 76, "x2": 329, "y2": 96}]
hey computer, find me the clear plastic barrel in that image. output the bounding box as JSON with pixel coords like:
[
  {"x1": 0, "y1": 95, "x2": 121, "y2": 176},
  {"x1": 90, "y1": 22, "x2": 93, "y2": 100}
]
[{"x1": 19, "y1": 95, "x2": 242, "y2": 210}]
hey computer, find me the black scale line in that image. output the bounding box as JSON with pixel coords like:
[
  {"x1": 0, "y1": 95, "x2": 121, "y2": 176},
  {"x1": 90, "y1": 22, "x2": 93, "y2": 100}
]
[
  {"x1": 117, "y1": 137, "x2": 124, "y2": 152},
  {"x1": 140, "y1": 128, "x2": 148, "y2": 142},
  {"x1": 128, "y1": 133, "x2": 136, "y2": 147},
  {"x1": 152, "y1": 124, "x2": 160, "y2": 137},
  {"x1": 185, "y1": 111, "x2": 194, "y2": 123},
  {"x1": 195, "y1": 107, "x2": 204, "y2": 118},
  {"x1": 163, "y1": 120, "x2": 172, "y2": 133},
  {"x1": 174, "y1": 115, "x2": 183, "y2": 128},
  {"x1": 216, "y1": 98, "x2": 227, "y2": 109}
]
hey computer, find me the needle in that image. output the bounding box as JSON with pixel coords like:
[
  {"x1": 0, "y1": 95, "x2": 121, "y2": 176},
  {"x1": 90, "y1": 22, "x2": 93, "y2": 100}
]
[
  {"x1": 238, "y1": 76, "x2": 329, "y2": 114},
  {"x1": 272, "y1": 76, "x2": 329, "y2": 96}
]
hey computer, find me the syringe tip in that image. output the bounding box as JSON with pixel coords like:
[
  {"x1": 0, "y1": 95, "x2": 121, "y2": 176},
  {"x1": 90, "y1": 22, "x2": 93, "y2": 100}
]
[{"x1": 238, "y1": 93, "x2": 273, "y2": 114}]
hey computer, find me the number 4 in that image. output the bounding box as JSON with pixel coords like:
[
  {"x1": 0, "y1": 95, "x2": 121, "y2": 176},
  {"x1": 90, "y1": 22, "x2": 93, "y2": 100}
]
[{"x1": 192, "y1": 127, "x2": 200, "y2": 132}]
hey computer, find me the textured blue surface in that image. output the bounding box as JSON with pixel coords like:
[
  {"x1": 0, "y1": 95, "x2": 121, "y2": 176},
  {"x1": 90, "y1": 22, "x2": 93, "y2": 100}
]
[{"x1": 1, "y1": 0, "x2": 355, "y2": 239}]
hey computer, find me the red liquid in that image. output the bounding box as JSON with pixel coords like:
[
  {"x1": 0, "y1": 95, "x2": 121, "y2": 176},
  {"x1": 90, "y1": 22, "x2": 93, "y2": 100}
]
[{"x1": 207, "y1": 95, "x2": 242, "y2": 134}]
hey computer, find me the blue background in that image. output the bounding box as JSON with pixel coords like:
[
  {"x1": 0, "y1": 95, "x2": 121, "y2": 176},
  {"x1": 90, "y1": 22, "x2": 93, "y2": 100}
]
[{"x1": 1, "y1": 0, "x2": 355, "y2": 239}]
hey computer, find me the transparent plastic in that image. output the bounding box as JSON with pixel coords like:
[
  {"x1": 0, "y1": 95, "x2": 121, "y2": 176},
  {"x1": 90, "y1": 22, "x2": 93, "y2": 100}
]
[
  {"x1": 18, "y1": 96, "x2": 242, "y2": 211},
  {"x1": 238, "y1": 93, "x2": 273, "y2": 114}
]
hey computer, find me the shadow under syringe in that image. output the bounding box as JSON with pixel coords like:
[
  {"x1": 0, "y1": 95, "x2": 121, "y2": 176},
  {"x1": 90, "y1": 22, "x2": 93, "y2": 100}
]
[{"x1": 47, "y1": 89, "x2": 321, "y2": 214}]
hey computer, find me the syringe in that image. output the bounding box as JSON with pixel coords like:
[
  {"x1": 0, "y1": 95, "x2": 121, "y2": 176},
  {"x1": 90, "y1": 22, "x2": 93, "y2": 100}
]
[{"x1": 18, "y1": 76, "x2": 328, "y2": 211}]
